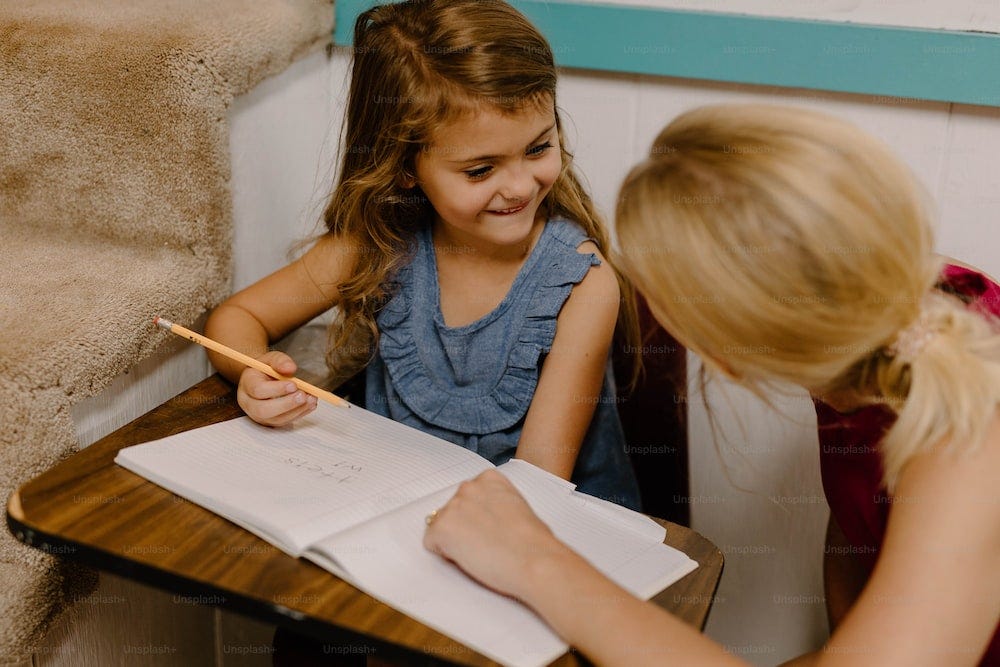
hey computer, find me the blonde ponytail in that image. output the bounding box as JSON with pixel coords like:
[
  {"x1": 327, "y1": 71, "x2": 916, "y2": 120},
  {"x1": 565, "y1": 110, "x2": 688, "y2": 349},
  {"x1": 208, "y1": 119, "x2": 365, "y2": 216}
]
[{"x1": 873, "y1": 292, "x2": 1000, "y2": 490}]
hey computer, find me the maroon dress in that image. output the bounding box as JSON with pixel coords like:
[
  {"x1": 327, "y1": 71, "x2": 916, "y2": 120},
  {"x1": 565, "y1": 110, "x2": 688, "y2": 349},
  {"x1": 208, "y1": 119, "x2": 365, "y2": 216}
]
[{"x1": 816, "y1": 264, "x2": 1000, "y2": 666}]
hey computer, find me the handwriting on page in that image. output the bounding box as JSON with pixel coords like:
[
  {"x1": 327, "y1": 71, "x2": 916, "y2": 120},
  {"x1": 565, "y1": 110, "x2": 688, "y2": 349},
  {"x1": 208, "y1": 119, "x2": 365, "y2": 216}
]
[
  {"x1": 116, "y1": 401, "x2": 495, "y2": 553},
  {"x1": 284, "y1": 457, "x2": 363, "y2": 483}
]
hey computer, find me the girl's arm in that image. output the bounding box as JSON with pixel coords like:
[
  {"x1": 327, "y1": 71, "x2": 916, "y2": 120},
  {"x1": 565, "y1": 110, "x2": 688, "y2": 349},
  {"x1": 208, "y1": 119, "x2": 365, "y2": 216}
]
[
  {"x1": 204, "y1": 234, "x2": 357, "y2": 425},
  {"x1": 514, "y1": 241, "x2": 619, "y2": 479}
]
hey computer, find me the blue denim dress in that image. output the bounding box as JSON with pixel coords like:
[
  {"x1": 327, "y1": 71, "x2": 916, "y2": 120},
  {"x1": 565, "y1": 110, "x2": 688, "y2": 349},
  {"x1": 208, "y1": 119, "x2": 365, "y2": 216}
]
[{"x1": 365, "y1": 217, "x2": 641, "y2": 510}]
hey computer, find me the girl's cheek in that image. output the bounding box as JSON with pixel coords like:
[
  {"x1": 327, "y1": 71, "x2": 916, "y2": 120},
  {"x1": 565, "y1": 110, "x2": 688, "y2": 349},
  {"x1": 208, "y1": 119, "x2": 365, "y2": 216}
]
[
  {"x1": 466, "y1": 185, "x2": 497, "y2": 213},
  {"x1": 542, "y1": 153, "x2": 562, "y2": 186}
]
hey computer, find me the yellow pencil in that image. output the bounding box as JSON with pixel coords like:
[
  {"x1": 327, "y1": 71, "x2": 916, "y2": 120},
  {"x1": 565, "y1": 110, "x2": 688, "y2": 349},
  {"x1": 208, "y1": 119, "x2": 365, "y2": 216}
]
[{"x1": 154, "y1": 316, "x2": 350, "y2": 409}]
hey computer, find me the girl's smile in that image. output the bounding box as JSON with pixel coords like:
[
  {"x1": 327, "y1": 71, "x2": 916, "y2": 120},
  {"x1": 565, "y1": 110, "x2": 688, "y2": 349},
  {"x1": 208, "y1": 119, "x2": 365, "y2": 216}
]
[{"x1": 486, "y1": 201, "x2": 529, "y2": 215}]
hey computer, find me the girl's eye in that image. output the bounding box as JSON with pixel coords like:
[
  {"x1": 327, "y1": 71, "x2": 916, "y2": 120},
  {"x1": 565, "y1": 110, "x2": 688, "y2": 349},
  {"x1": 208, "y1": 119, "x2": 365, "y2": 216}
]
[
  {"x1": 527, "y1": 141, "x2": 553, "y2": 156},
  {"x1": 463, "y1": 165, "x2": 493, "y2": 180},
  {"x1": 462, "y1": 141, "x2": 553, "y2": 180}
]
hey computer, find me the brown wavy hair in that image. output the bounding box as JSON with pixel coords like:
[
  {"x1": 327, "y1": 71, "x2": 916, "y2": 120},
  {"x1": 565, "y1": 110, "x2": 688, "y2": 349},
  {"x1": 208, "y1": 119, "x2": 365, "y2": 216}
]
[{"x1": 322, "y1": 0, "x2": 639, "y2": 386}]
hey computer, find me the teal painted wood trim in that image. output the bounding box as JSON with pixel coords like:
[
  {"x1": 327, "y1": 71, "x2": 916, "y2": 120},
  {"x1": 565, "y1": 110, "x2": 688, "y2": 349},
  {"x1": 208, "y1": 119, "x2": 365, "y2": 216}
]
[{"x1": 334, "y1": 0, "x2": 1000, "y2": 107}]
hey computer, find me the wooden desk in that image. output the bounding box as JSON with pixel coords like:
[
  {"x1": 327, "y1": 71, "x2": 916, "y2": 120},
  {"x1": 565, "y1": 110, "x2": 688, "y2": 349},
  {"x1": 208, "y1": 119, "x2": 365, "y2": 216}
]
[{"x1": 7, "y1": 375, "x2": 723, "y2": 666}]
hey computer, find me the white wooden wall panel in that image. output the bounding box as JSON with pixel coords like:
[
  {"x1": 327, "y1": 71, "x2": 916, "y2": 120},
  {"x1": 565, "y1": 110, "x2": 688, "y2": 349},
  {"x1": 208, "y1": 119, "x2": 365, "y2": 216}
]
[
  {"x1": 70, "y1": 322, "x2": 211, "y2": 449},
  {"x1": 557, "y1": 71, "x2": 642, "y2": 222},
  {"x1": 230, "y1": 51, "x2": 339, "y2": 292},
  {"x1": 35, "y1": 574, "x2": 215, "y2": 667},
  {"x1": 686, "y1": 370, "x2": 829, "y2": 662},
  {"x1": 937, "y1": 106, "x2": 1000, "y2": 275}
]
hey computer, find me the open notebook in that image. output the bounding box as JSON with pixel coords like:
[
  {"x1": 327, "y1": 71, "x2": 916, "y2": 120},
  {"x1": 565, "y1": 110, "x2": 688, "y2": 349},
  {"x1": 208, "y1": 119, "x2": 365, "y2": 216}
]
[{"x1": 115, "y1": 401, "x2": 698, "y2": 667}]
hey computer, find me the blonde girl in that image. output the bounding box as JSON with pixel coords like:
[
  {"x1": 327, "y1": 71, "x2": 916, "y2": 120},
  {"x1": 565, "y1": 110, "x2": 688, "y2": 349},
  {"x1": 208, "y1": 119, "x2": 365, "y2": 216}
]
[
  {"x1": 424, "y1": 104, "x2": 1000, "y2": 666},
  {"x1": 204, "y1": 0, "x2": 642, "y2": 510}
]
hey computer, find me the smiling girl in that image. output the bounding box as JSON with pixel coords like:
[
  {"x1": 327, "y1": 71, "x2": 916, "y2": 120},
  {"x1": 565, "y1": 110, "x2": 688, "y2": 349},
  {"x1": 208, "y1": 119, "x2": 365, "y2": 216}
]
[{"x1": 203, "y1": 0, "x2": 642, "y2": 510}]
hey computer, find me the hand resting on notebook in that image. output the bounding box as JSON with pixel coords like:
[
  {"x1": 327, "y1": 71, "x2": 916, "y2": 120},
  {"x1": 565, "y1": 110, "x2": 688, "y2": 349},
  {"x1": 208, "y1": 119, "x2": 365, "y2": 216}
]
[{"x1": 423, "y1": 469, "x2": 565, "y2": 600}]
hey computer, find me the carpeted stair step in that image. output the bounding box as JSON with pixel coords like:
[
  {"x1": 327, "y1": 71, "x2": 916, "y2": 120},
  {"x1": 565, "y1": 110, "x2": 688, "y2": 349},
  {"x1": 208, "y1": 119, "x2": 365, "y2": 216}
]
[{"x1": 0, "y1": 0, "x2": 333, "y2": 659}]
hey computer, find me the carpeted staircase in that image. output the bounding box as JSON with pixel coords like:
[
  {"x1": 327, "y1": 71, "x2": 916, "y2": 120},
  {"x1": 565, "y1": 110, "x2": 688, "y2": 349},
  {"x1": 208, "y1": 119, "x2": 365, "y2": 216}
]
[{"x1": 0, "y1": 0, "x2": 333, "y2": 659}]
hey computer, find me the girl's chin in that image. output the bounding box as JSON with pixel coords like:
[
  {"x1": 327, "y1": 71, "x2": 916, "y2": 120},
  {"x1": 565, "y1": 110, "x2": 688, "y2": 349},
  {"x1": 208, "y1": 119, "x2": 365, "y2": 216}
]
[
  {"x1": 436, "y1": 206, "x2": 543, "y2": 247},
  {"x1": 483, "y1": 211, "x2": 541, "y2": 239}
]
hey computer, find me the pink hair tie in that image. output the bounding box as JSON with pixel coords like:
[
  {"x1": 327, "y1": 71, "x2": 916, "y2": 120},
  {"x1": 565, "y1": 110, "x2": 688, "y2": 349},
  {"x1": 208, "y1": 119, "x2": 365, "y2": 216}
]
[{"x1": 886, "y1": 313, "x2": 939, "y2": 362}]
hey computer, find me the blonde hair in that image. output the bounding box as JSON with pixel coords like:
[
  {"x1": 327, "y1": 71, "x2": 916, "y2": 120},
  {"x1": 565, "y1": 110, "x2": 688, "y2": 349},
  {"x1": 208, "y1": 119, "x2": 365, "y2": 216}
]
[
  {"x1": 614, "y1": 104, "x2": 1000, "y2": 489},
  {"x1": 322, "y1": 0, "x2": 639, "y2": 384}
]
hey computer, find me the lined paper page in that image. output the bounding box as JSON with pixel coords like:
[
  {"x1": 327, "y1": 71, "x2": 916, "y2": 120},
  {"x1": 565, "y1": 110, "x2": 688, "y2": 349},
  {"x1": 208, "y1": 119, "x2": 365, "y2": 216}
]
[
  {"x1": 502, "y1": 460, "x2": 698, "y2": 599},
  {"x1": 309, "y1": 459, "x2": 697, "y2": 667},
  {"x1": 307, "y1": 485, "x2": 568, "y2": 667},
  {"x1": 115, "y1": 402, "x2": 493, "y2": 555}
]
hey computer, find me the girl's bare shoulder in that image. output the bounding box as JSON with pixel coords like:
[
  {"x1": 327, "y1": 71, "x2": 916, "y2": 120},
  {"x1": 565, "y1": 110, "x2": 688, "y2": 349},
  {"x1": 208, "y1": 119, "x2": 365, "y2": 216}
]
[{"x1": 303, "y1": 233, "x2": 366, "y2": 280}]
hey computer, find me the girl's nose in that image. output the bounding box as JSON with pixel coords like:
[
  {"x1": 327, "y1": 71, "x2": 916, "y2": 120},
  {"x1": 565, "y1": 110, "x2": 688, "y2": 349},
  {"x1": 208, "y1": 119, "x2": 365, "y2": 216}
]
[{"x1": 499, "y1": 165, "x2": 535, "y2": 202}]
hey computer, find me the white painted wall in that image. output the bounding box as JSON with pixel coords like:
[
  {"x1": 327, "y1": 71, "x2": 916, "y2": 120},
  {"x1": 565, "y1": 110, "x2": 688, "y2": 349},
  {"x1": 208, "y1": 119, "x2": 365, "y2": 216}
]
[
  {"x1": 55, "y1": 7, "x2": 1000, "y2": 663},
  {"x1": 229, "y1": 49, "x2": 340, "y2": 293}
]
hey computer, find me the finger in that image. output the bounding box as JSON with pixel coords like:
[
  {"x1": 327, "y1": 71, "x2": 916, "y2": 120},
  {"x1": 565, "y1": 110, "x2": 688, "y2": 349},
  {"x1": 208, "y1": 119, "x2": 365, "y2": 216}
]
[
  {"x1": 245, "y1": 390, "x2": 306, "y2": 422},
  {"x1": 422, "y1": 535, "x2": 450, "y2": 562},
  {"x1": 478, "y1": 469, "x2": 510, "y2": 487},
  {"x1": 264, "y1": 398, "x2": 319, "y2": 426},
  {"x1": 259, "y1": 350, "x2": 297, "y2": 375},
  {"x1": 423, "y1": 517, "x2": 446, "y2": 555},
  {"x1": 423, "y1": 498, "x2": 453, "y2": 540},
  {"x1": 255, "y1": 391, "x2": 315, "y2": 422},
  {"x1": 244, "y1": 373, "x2": 298, "y2": 401},
  {"x1": 422, "y1": 523, "x2": 437, "y2": 551},
  {"x1": 454, "y1": 480, "x2": 475, "y2": 499}
]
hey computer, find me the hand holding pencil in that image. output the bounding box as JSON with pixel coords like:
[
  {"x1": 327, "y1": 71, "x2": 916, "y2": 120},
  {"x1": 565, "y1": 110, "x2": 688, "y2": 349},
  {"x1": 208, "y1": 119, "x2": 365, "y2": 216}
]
[{"x1": 155, "y1": 317, "x2": 349, "y2": 427}]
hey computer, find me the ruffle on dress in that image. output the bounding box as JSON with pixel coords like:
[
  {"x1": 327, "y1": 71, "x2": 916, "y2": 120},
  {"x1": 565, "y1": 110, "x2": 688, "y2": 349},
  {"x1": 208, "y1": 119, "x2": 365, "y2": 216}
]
[{"x1": 375, "y1": 218, "x2": 600, "y2": 434}]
